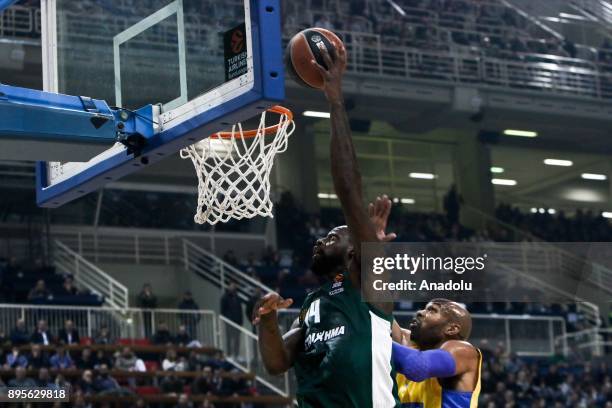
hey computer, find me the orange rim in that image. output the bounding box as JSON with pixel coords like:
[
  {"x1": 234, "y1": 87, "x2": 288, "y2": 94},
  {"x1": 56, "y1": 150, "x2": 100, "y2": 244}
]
[{"x1": 211, "y1": 106, "x2": 293, "y2": 139}]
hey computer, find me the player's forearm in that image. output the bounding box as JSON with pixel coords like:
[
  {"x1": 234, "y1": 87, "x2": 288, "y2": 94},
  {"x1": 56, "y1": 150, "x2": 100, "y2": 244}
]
[
  {"x1": 392, "y1": 342, "x2": 456, "y2": 382},
  {"x1": 258, "y1": 314, "x2": 292, "y2": 375},
  {"x1": 329, "y1": 99, "x2": 364, "y2": 210}
]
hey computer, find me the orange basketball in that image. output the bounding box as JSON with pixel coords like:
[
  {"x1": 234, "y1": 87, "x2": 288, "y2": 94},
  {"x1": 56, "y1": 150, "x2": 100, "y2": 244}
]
[{"x1": 285, "y1": 28, "x2": 346, "y2": 89}]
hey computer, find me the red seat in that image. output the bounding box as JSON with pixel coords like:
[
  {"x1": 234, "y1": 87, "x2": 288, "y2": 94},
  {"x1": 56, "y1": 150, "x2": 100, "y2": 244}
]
[
  {"x1": 133, "y1": 338, "x2": 151, "y2": 346},
  {"x1": 118, "y1": 338, "x2": 133, "y2": 345},
  {"x1": 79, "y1": 337, "x2": 92, "y2": 345},
  {"x1": 135, "y1": 386, "x2": 160, "y2": 395},
  {"x1": 183, "y1": 385, "x2": 191, "y2": 394},
  {"x1": 144, "y1": 361, "x2": 159, "y2": 372}
]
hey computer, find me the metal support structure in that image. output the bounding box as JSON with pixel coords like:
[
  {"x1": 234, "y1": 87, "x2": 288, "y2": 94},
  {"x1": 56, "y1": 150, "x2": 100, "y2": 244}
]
[
  {"x1": 0, "y1": 84, "x2": 156, "y2": 161},
  {"x1": 93, "y1": 190, "x2": 104, "y2": 229}
]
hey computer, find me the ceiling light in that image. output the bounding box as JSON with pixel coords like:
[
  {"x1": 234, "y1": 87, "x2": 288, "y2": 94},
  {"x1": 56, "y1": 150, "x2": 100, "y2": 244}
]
[
  {"x1": 503, "y1": 129, "x2": 538, "y2": 138},
  {"x1": 581, "y1": 173, "x2": 607, "y2": 181},
  {"x1": 317, "y1": 193, "x2": 338, "y2": 199},
  {"x1": 538, "y1": 208, "x2": 545, "y2": 214},
  {"x1": 563, "y1": 189, "x2": 603, "y2": 203},
  {"x1": 400, "y1": 198, "x2": 415, "y2": 204},
  {"x1": 530, "y1": 208, "x2": 538, "y2": 213},
  {"x1": 303, "y1": 111, "x2": 331, "y2": 119},
  {"x1": 490, "y1": 167, "x2": 504, "y2": 174},
  {"x1": 491, "y1": 178, "x2": 517, "y2": 186},
  {"x1": 548, "y1": 208, "x2": 556, "y2": 215},
  {"x1": 544, "y1": 159, "x2": 573, "y2": 167},
  {"x1": 410, "y1": 173, "x2": 436, "y2": 180},
  {"x1": 386, "y1": 0, "x2": 406, "y2": 16},
  {"x1": 602, "y1": 212, "x2": 612, "y2": 219}
]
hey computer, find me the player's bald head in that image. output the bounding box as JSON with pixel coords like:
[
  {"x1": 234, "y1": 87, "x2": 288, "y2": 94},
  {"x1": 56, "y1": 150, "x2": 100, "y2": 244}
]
[{"x1": 429, "y1": 299, "x2": 472, "y2": 340}]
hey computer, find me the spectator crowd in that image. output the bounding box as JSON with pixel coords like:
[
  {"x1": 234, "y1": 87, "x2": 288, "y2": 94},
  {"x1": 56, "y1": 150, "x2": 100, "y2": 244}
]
[
  {"x1": 477, "y1": 340, "x2": 612, "y2": 407},
  {"x1": 0, "y1": 314, "x2": 260, "y2": 408}
]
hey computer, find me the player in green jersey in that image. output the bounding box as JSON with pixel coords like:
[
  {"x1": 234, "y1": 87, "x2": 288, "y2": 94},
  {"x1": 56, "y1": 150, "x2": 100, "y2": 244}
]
[{"x1": 252, "y1": 42, "x2": 403, "y2": 408}]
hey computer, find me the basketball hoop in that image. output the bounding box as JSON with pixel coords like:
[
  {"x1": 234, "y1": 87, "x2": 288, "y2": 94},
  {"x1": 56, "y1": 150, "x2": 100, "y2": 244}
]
[{"x1": 180, "y1": 106, "x2": 295, "y2": 225}]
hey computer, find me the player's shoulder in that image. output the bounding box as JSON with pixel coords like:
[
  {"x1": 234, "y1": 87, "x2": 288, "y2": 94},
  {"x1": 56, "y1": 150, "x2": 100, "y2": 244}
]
[
  {"x1": 439, "y1": 340, "x2": 480, "y2": 360},
  {"x1": 300, "y1": 287, "x2": 323, "y2": 308}
]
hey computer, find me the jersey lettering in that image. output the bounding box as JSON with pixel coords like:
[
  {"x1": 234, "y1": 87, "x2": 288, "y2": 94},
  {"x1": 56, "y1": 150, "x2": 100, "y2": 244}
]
[
  {"x1": 304, "y1": 325, "x2": 345, "y2": 347},
  {"x1": 305, "y1": 298, "x2": 321, "y2": 327}
]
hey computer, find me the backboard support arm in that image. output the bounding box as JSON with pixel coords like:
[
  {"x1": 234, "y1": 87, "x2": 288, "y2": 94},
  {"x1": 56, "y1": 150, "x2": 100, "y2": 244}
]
[{"x1": 0, "y1": 84, "x2": 155, "y2": 161}]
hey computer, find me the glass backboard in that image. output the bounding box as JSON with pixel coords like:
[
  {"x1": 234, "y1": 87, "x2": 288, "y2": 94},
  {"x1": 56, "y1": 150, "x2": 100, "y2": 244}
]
[{"x1": 36, "y1": 0, "x2": 284, "y2": 207}]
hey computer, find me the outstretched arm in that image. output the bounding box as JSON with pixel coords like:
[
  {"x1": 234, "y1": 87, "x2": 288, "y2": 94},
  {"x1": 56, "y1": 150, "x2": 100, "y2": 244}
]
[
  {"x1": 392, "y1": 342, "x2": 456, "y2": 382},
  {"x1": 312, "y1": 46, "x2": 395, "y2": 314},
  {"x1": 392, "y1": 340, "x2": 479, "y2": 382},
  {"x1": 253, "y1": 292, "x2": 302, "y2": 375},
  {"x1": 312, "y1": 46, "x2": 373, "y2": 261}
]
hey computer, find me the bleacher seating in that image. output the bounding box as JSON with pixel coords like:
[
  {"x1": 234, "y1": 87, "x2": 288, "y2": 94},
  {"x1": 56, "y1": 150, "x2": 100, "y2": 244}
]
[
  {"x1": 477, "y1": 340, "x2": 611, "y2": 406},
  {"x1": 2, "y1": 0, "x2": 612, "y2": 98},
  {"x1": 0, "y1": 335, "x2": 289, "y2": 407},
  {"x1": 0, "y1": 258, "x2": 103, "y2": 306}
]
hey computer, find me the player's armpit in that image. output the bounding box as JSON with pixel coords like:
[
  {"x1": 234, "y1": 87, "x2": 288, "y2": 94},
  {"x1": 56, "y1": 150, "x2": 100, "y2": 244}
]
[{"x1": 439, "y1": 340, "x2": 479, "y2": 376}]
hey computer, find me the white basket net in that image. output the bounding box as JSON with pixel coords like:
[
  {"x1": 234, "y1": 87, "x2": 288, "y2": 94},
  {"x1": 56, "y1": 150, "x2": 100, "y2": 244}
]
[{"x1": 180, "y1": 106, "x2": 295, "y2": 225}]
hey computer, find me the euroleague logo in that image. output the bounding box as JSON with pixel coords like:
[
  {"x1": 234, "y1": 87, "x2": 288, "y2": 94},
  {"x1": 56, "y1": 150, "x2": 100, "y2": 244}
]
[
  {"x1": 310, "y1": 34, "x2": 322, "y2": 44},
  {"x1": 231, "y1": 28, "x2": 245, "y2": 54}
]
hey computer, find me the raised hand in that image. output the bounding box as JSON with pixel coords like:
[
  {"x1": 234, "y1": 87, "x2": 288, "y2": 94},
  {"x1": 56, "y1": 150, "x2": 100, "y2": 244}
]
[
  {"x1": 252, "y1": 292, "x2": 293, "y2": 325},
  {"x1": 310, "y1": 42, "x2": 347, "y2": 104},
  {"x1": 368, "y1": 195, "x2": 397, "y2": 242}
]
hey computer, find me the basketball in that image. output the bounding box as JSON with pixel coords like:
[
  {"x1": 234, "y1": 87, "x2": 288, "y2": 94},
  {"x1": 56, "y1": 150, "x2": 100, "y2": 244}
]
[{"x1": 285, "y1": 28, "x2": 345, "y2": 89}]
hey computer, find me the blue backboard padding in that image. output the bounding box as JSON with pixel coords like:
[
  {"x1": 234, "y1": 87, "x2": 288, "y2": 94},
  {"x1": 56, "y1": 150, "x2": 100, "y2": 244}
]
[
  {"x1": 36, "y1": 0, "x2": 285, "y2": 208},
  {"x1": 0, "y1": 0, "x2": 19, "y2": 13}
]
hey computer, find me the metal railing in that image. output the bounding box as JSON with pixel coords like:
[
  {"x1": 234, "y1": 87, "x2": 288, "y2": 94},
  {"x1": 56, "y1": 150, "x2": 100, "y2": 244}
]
[
  {"x1": 555, "y1": 327, "x2": 612, "y2": 358},
  {"x1": 395, "y1": 311, "x2": 568, "y2": 357},
  {"x1": 183, "y1": 239, "x2": 274, "y2": 303},
  {"x1": 128, "y1": 307, "x2": 218, "y2": 347},
  {"x1": 572, "y1": 0, "x2": 612, "y2": 25},
  {"x1": 0, "y1": 303, "x2": 217, "y2": 347},
  {"x1": 8, "y1": 1, "x2": 606, "y2": 101},
  {"x1": 218, "y1": 316, "x2": 290, "y2": 398},
  {"x1": 53, "y1": 240, "x2": 129, "y2": 310},
  {"x1": 0, "y1": 5, "x2": 39, "y2": 37},
  {"x1": 0, "y1": 2, "x2": 610, "y2": 100},
  {"x1": 482, "y1": 246, "x2": 602, "y2": 327},
  {"x1": 39, "y1": 223, "x2": 611, "y2": 328},
  {"x1": 291, "y1": 26, "x2": 611, "y2": 99},
  {"x1": 0, "y1": 303, "x2": 295, "y2": 396},
  {"x1": 276, "y1": 309, "x2": 567, "y2": 357},
  {"x1": 52, "y1": 228, "x2": 183, "y2": 265},
  {"x1": 464, "y1": 206, "x2": 612, "y2": 300},
  {"x1": 50, "y1": 225, "x2": 267, "y2": 265}
]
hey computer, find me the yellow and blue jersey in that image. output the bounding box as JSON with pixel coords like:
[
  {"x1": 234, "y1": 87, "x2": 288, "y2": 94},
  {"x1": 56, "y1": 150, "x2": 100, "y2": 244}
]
[{"x1": 396, "y1": 348, "x2": 482, "y2": 408}]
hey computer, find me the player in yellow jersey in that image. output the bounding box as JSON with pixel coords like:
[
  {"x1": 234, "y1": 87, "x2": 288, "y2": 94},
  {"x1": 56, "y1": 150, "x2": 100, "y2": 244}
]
[{"x1": 392, "y1": 299, "x2": 482, "y2": 408}]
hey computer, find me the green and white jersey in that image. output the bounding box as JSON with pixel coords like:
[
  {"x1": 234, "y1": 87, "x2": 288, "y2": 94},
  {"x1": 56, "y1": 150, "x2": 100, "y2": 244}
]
[{"x1": 294, "y1": 272, "x2": 400, "y2": 408}]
